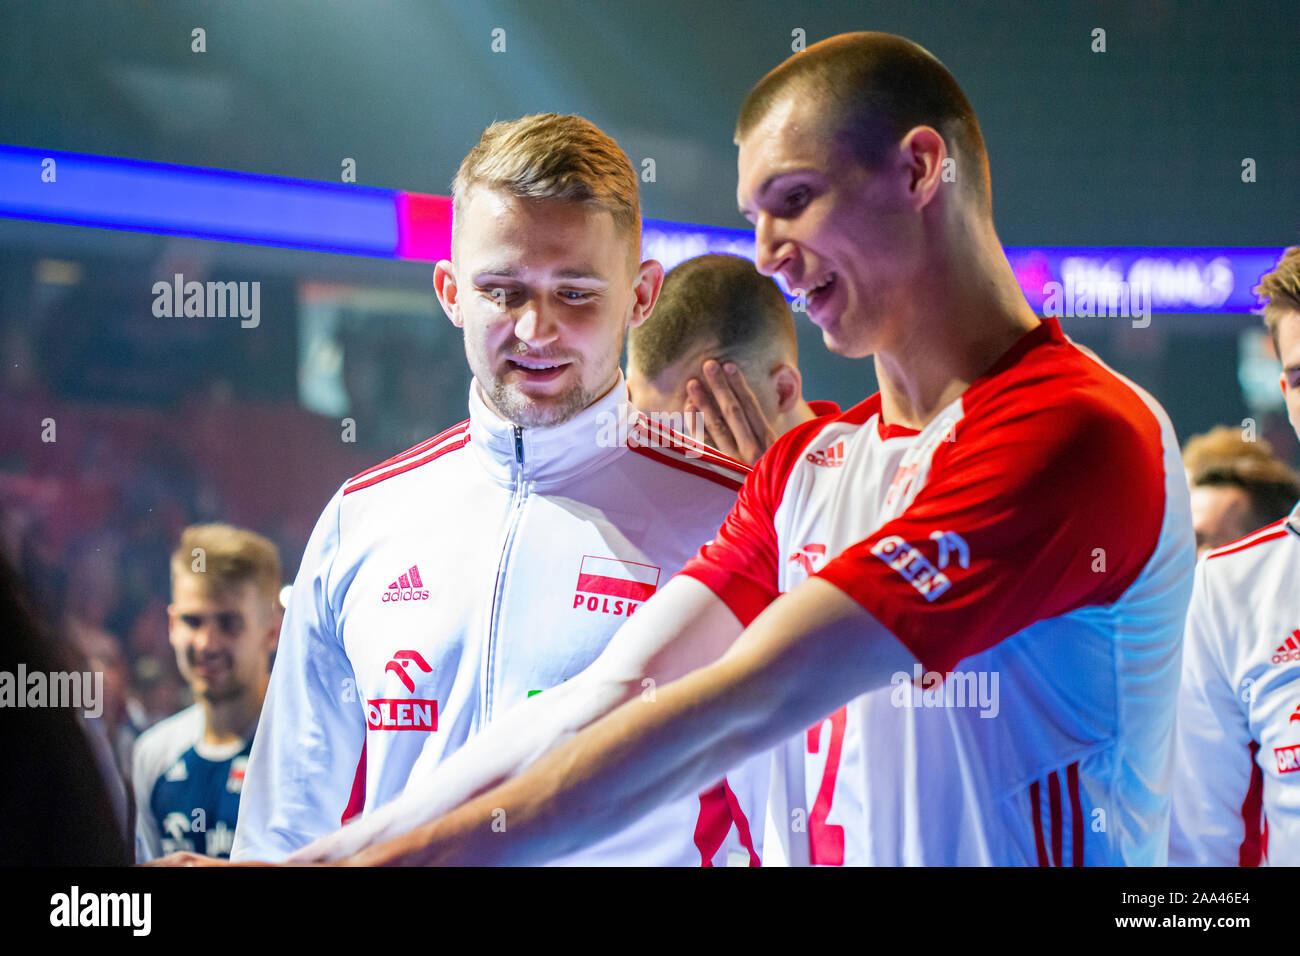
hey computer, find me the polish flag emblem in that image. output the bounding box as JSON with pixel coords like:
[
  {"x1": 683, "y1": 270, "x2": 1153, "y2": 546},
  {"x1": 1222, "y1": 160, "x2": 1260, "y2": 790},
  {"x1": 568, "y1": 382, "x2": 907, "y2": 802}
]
[
  {"x1": 575, "y1": 556, "x2": 661, "y2": 602},
  {"x1": 227, "y1": 756, "x2": 248, "y2": 794}
]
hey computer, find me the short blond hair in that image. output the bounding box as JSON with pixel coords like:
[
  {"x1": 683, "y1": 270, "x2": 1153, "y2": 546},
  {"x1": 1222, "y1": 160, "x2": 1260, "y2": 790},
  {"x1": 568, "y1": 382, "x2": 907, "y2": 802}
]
[
  {"x1": 170, "y1": 523, "x2": 282, "y2": 608},
  {"x1": 451, "y1": 113, "x2": 641, "y2": 266},
  {"x1": 1255, "y1": 246, "x2": 1300, "y2": 352}
]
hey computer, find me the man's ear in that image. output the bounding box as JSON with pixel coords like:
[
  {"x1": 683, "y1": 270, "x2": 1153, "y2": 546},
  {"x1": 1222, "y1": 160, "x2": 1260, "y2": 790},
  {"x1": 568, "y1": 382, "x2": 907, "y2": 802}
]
[
  {"x1": 628, "y1": 259, "x2": 665, "y2": 330},
  {"x1": 771, "y1": 362, "x2": 803, "y2": 415},
  {"x1": 433, "y1": 261, "x2": 462, "y2": 328},
  {"x1": 897, "y1": 125, "x2": 947, "y2": 212}
]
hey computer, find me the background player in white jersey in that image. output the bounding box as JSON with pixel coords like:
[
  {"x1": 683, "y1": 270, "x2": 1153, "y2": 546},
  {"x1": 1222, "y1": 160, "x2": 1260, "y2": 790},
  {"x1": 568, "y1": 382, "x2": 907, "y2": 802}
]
[
  {"x1": 626, "y1": 253, "x2": 838, "y2": 465},
  {"x1": 132, "y1": 524, "x2": 281, "y2": 861},
  {"x1": 266, "y1": 31, "x2": 1193, "y2": 867},
  {"x1": 1171, "y1": 247, "x2": 1300, "y2": 865},
  {"x1": 212, "y1": 113, "x2": 767, "y2": 867}
]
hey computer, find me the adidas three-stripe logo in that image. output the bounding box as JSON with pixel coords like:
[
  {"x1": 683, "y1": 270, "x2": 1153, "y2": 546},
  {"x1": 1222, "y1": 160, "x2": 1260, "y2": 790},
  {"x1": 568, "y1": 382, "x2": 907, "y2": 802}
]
[
  {"x1": 381, "y1": 564, "x2": 429, "y2": 603},
  {"x1": 1272, "y1": 629, "x2": 1300, "y2": 664},
  {"x1": 806, "y1": 441, "x2": 846, "y2": 468}
]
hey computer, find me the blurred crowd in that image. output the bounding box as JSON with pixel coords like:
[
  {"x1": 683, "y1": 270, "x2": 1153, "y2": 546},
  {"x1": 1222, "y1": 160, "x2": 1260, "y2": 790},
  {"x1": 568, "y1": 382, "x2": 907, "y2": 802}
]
[{"x1": 0, "y1": 352, "x2": 374, "y2": 788}]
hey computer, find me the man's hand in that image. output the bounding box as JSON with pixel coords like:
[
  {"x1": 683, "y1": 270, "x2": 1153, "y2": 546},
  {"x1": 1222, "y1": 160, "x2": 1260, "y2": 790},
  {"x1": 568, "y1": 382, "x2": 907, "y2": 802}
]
[{"x1": 684, "y1": 360, "x2": 778, "y2": 465}]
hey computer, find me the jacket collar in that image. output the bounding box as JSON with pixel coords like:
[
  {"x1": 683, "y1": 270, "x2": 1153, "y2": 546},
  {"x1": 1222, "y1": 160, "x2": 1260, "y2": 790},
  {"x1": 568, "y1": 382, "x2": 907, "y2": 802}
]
[{"x1": 467, "y1": 373, "x2": 635, "y2": 489}]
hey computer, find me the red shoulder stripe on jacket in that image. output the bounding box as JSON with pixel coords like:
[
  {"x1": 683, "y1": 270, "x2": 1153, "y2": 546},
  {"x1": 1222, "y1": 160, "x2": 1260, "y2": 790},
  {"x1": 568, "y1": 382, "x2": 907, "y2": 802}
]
[
  {"x1": 627, "y1": 443, "x2": 745, "y2": 491},
  {"x1": 344, "y1": 433, "x2": 469, "y2": 495},
  {"x1": 346, "y1": 420, "x2": 469, "y2": 484},
  {"x1": 1206, "y1": 522, "x2": 1288, "y2": 560},
  {"x1": 632, "y1": 416, "x2": 750, "y2": 479}
]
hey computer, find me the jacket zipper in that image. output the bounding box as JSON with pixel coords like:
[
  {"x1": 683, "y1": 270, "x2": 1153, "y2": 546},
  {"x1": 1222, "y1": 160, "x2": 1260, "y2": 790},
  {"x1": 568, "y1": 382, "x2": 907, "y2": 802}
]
[{"x1": 482, "y1": 426, "x2": 526, "y2": 727}]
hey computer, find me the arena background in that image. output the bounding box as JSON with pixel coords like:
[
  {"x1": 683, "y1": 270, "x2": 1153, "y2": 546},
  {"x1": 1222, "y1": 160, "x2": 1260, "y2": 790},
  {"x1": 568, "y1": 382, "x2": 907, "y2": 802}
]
[{"x1": 1, "y1": 1, "x2": 1298, "y2": 764}]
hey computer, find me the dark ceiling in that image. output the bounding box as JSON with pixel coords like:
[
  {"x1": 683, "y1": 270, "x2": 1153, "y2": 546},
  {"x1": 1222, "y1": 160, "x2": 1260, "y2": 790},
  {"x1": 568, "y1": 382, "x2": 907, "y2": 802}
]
[{"x1": 2, "y1": 0, "x2": 1297, "y2": 247}]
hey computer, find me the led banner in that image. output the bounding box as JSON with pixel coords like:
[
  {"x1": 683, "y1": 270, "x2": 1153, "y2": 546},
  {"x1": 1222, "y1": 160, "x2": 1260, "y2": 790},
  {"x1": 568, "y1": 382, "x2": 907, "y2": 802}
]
[
  {"x1": 1006, "y1": 247, "x2": 1282, "y2": 318},
  {"x1": 0, "y1": 144, "x2": 403, "y2": 257},
  {"x1": 0, "y1": 144, "x2": 1285, "y2": 314}
]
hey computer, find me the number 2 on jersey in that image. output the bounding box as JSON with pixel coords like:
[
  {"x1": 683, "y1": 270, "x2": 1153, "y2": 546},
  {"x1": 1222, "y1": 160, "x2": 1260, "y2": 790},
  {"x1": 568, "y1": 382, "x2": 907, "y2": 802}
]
[{"x1": 806, "y1": 706, "x2": 847, "y2": 866}]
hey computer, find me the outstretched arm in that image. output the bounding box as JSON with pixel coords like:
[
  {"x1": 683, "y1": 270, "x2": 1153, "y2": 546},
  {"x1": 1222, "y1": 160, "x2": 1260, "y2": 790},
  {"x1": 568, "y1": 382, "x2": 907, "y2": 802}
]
[
  {"x1": 288, "y1": 574, "x2": 746, "y2": 862},
  {"x1": 347, "y1": 576, "x2": 916, "y2": 866}
]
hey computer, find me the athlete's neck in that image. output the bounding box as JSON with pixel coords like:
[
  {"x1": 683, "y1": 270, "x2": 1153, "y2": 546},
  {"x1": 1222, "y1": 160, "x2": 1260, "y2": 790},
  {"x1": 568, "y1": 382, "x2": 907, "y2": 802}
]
[
  {"x1": 784, "y1": 398, "x2": 820, "y2": 431},
  {"x1": 874, "y1": 234, "x2": 1039, "y2": 431},
  {"x1": 201, "y1": 676, "x2": 267, "y2": 747}
]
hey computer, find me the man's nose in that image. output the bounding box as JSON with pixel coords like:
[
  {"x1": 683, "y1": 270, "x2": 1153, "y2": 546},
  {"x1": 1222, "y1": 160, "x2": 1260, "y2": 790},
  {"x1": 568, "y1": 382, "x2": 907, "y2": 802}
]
[
  {"x1": 512, "y1": 301, "x2": 560, "y2": 347},
  {"x1": 753, "y1": 212, "x2": 793, "y2": 280},
  {"x1": 191, "y1": 621, "x2": 218, "y2": 653}
]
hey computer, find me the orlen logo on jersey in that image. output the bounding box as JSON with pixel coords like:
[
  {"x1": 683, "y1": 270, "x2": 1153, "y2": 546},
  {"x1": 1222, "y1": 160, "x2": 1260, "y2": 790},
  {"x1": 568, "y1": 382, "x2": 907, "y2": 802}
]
[
  {"x1": 366, "y1": 698, "x2": 438, "y2": 731},
  {"x1": 789, "y1": 543, "x2": 827, "y2": 576},
  {"x1": 382, "y1": 564, "x2": 429, "y2": 603},
  {"x1": 1272, "y1": 630, "x2": 1300, "y2": 665},
  {"x1": 869, "y1": 530, "x2": 969, "y2": 603},
  {"x1": 573, "y1": 555, "x2": 660, "y2": 617}
]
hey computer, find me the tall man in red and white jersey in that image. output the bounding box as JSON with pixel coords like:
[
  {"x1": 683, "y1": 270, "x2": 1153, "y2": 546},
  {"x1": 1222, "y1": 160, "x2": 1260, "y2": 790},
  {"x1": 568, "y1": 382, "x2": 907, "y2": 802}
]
[
  {"x1": 1170, "y1": 247, "x2": 1300, "y2": 866},
  {"x1": 288, "y1": 32, "x2": 1197, "y2": 867},
  {"x1": 225, "y1": 113, "x2": 770, "y2": 866}
]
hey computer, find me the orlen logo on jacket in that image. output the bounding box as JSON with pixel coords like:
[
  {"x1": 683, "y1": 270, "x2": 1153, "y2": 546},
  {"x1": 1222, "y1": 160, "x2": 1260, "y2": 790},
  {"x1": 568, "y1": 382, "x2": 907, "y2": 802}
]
[
  {"x1": 1275, "y1": 744, "x2": 1300, "y2": 774},
  {"x1": 572, "y1": 555, "x2": 660, "y2": 617},
  {"x1": 382, "y1": 564, "x2": 429, "y2": 603},
  {"x1": 1279, "y1": 706, "x2": 1300, "y2": 773},
  {"x1": 367, "y1": 650, "x2": 437, "y2": 731}
]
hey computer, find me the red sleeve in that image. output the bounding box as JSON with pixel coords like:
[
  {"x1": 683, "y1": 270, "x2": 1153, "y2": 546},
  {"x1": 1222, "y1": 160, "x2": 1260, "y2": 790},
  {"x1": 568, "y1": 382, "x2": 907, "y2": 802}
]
[
  {"x1": 817, "y1": 388, "x2": 1167, "y2": 674},
  {"x1": 679, "y1": 416, "x2": 830, "y2": 626}
]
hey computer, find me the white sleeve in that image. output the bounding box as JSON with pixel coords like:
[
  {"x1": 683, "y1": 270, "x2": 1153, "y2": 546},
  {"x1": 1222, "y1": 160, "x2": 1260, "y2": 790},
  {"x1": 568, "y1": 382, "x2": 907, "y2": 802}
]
[
  {"x1": 287, "y1": 575, "x2": 743, "y2": 862},
  {"x1": 1168, "y1": 559, "x2": 1255, "y2": 866},
  {"x1": 231, "y1": 487, "x2": 366, "y2": 862}
]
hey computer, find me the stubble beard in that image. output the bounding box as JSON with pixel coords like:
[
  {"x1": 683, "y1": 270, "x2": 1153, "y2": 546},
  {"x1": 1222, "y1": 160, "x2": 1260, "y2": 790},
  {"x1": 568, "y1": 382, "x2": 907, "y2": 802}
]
[
  {"x1": 472, "y1": 329, "x2": 623, "y2": 428},
  {"x1": 486, "y1": 373, "x2": 594, "y2": 428}
]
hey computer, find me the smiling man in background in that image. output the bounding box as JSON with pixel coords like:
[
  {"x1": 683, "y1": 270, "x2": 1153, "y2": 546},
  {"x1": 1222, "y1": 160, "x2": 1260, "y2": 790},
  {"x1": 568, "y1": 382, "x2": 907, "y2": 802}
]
[{"x1": 133, "y1": 524, "x2": 281, "y2": 861}]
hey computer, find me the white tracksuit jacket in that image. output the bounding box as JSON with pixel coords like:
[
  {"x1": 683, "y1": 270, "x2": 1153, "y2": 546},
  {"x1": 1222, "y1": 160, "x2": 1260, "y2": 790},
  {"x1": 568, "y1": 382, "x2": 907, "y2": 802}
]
[
  {"x1": 1170, "y1": 506, "x2": 1300, "y2": 866},
  {"x1": 231, "y1": 376, "x2": 768, "y2": 865}
]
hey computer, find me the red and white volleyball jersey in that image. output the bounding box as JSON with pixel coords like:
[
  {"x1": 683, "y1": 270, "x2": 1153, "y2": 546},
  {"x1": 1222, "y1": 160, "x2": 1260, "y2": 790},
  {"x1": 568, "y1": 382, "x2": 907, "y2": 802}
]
[
  {"x1": 232, "y1": 376, "x2": 769, "y2": 865},
  {"x1": 1169, "y1": 508, "x2": 1300, "y2": 866},
  {"x1": 682, "y1": 318, "x2": 1196, "y2": 865}
]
